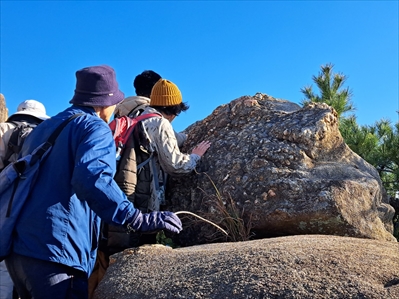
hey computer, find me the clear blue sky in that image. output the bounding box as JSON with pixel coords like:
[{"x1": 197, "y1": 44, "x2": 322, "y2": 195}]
[{"x1": 1, "y1": 1, "x2": 398, "y2": 132}]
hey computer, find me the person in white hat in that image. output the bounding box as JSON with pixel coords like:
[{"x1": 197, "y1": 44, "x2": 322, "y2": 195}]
[
  {"x1": 0, "y1": 99, "x2": 49, "y2": 299},
  {"x1": 12, "y1": 99, "x2": 49, "y2": 121},
  {"x1": 0, "y1": 99, "x2": 50, "y2": 170}
]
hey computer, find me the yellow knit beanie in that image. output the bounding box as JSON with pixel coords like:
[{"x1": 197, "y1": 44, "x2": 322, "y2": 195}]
[{"x1": 150, "y1": 79, "x2": 182, "y2": 106}]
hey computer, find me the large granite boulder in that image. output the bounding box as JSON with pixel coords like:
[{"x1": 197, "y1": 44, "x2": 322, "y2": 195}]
[
  {"x1": 166, "y1": 94, "x2": 395, "y2": 245},
  {"x1": 94, "y1": 94, "x2": 398, "y2": 298},
  {"x1": 94, "y1": 235, "x2": 399, "y2": 299},
  {"x1": 0, "y1": 94, "x2": 7, "y2": 122}
]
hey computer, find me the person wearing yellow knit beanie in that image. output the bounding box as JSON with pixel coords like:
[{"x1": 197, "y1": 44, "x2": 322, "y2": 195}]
[
  {"x1": 127, "y1": 77, "x2": 210, "y2": 209},
  {"x1": 150, "y1": 79, "x2": 182, "y2": 106},
  {"x1": 149, "y1": 78, "x2": 186, "y2": 124},
  {"x1": 148, "y1": 78, "x2": 210, "y2": 155},
  {"x1": 121, "y1": 76, "x2": 211, "y2": 233}
]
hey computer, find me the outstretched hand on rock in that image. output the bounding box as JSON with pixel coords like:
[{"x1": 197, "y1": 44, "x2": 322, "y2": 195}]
[{"x1": 192, "y1": 141, "x2": 211, "y2": 157}]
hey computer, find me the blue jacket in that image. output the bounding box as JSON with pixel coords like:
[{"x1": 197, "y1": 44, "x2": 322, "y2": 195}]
[{"x1": 13, "y1": 106, "x2": 137, "y2": 276}]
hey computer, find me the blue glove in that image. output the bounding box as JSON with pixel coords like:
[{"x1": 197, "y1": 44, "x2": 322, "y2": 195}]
[{"x1": 127, "y1": 210, "x2": 182, "y2": 234}]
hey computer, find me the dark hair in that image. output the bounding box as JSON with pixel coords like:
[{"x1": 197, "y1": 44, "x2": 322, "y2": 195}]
[
  {"x1": 7, "y1": 114, "x2": 44, "y2": 125},
  {"x1": 150, "y1": 102, "x2": 189, "y2": 116},
  {"x1": 133, "y1": 70, "x2": 161, "y2": 97}
]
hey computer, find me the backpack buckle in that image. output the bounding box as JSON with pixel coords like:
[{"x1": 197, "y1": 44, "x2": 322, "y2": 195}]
[{"x1": 126, "y1": 222, "x2": 136, "y2": 234}]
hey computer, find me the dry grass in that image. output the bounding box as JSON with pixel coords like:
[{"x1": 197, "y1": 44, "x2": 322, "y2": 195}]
[{"x1": 197, "y1": 171, "x2": 254, "y2": 242}]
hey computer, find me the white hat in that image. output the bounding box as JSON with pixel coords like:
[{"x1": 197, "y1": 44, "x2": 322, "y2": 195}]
[{"x1": 13, "y1": 100, "x2": 50, "y2": 120}]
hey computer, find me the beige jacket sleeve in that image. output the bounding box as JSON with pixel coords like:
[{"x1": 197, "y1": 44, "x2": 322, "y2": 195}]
[
  {"x1": 0, "y1": 122, "x2": 16, "y2": 169},
  {"x1": 174, "y1": 131, "x2": 187, "y2": 147},
  {"x1": 143, "y1": 116, "x2": 200, "y2": 175}
]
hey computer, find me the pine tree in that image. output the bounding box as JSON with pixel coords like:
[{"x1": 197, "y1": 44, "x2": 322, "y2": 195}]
[{"x1": 301, "y1": 63, "x2": 355, "y2": 119}]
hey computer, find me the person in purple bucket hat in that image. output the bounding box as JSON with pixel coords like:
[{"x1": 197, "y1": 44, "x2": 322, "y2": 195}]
[{"x1": 4, "y1": 65, "x2": 182, "y2": 299}]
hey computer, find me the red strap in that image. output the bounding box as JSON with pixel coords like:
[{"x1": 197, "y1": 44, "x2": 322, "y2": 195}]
[
  {"x1": 120, "y1": 113, "x2": 160, "y2": 141},
  {"x1": 133, "y1": 113, "x2": 161, "y2": 122},
  {"x1": 110, "y1": 113, "x2": 161, "y2": 146},
  {"x1": 109, "y1": 116, "x2": 130, "y2": 137}
]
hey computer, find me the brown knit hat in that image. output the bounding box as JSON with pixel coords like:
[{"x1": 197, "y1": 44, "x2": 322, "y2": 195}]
[{"x1": 150, "y1": 79, "x2": 182, "y2": 106}]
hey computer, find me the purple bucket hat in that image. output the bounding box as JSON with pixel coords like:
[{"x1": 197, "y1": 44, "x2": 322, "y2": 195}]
[{"x1": 70, "y1": 65, "x2": 125, "y2": 107}]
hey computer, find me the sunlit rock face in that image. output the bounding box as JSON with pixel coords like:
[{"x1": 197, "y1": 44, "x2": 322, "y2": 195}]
[
  {"x1": 166, "y1": 93, "x2": 395, "y2": 245},
  {"x1": 94, "y1": 235, "x2": 399, "y2": 299},
  {"x1": 0, "y1": 94, "x2": 8, "y2": 122}
]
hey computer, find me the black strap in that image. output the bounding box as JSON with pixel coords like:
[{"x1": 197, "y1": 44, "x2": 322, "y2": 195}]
[
  {"x1": 30, "y1": 113, "x2": 83, "y2": 165},
  {"x1": 127, "y1": 108, "x2": 144, "y2": 118},
  {"x1": 47, "y1": 114, "x2": 83, "y2": 145},
  {"x1": 3, "y1": 121, "x2": 37, "y2": 166},
  {"x1": 3, "y1": 127, "x2": 21, "y2": 164}
]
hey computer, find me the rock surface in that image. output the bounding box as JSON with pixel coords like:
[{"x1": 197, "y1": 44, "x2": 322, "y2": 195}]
[
  {"x1": 95, "y1": 95, "x2": 398, "y2": 298},
  {"x1": 166, "y1": 94, "x2": 395, "y2": 245},
  {"x1": 0, "y1": 94, "x2": 7, "y2": 122},
  {"x1": 94, "y1": 235, "x2": 399, "y2": 299}
]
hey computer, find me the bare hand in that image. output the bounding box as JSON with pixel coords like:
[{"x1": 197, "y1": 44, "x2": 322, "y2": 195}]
[{"x1": 192, "y1": 141, "x2": 211, "y2": 157}]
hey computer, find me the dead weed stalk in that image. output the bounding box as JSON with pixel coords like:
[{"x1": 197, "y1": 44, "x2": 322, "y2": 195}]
[{"x1": 197, "y1": 171, "x2": 253, "y2": 242}]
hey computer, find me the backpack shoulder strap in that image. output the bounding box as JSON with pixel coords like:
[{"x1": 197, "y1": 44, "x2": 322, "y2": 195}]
[
  {"x1": 47, "y1": 114, "x2": 82, "y2": 145},
  {"x1": 110, "y1": 113, "x2": 161, "y2": 148},
  {"x1": 128, "y1": 113, "x2": 162, "y2": 146},
  {"x1": 4, "y1": 124, "x2": 21, "y2": 162},
  {"x1": 30, "y1": 113, "x2": 83, "y2": 164},
  {"x1": 3, "y1": 121, "x2": 38, "y2": 166},
  {"x1": 109, "y1": 116, "x2": 132, "y2": 138},
  {"x1": 133, "y1": 113, "x2": 161, "y2": 122}
]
